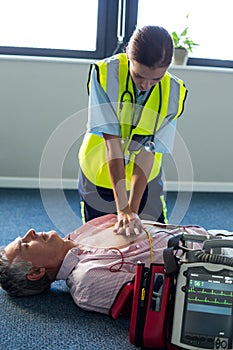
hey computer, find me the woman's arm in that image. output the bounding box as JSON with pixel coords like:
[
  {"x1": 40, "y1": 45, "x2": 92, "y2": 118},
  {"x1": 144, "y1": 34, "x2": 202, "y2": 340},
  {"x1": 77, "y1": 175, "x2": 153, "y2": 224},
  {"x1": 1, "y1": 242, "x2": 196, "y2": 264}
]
[
  {"x1": 129, "y1": 148, "x2": 154, "y2": 214},
  {"x1": 103, "y1": 133, "x2": 143, "y2": 236},
  {"x1": 103, "y1": 133, "x2": 129, "y2": 213},
  {"x1": 103, "y1": 133, "x2": 151, "y2": 236}
]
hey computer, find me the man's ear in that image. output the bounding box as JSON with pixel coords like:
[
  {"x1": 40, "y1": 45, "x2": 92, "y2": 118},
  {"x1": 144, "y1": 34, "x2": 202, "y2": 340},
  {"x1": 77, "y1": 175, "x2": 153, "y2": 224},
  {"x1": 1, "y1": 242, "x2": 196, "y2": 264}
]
[{"x1": 27, "y1": 267, "x2": 46, "y2": 281}]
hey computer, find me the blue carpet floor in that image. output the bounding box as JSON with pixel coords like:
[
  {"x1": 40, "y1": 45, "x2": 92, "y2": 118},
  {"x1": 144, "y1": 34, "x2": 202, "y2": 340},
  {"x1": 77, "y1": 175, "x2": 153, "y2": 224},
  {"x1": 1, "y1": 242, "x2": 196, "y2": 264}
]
[{"x1": 0, "y1": 188, "x2": 233, "y2": 350}]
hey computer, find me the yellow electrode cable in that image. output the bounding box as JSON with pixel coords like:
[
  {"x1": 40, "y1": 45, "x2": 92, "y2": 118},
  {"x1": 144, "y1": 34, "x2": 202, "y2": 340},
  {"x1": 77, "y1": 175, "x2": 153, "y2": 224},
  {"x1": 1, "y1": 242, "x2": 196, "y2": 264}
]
[{"x1": 143, "y1": 227, "x2": 154, "y2": 263}]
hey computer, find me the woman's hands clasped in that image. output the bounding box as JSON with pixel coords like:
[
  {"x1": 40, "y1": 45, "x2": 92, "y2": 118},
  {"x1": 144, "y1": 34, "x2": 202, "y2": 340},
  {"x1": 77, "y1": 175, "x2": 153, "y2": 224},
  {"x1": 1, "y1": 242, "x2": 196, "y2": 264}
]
[{"x1": 114, "y1": 211, "x2": 145, "y2": 236}]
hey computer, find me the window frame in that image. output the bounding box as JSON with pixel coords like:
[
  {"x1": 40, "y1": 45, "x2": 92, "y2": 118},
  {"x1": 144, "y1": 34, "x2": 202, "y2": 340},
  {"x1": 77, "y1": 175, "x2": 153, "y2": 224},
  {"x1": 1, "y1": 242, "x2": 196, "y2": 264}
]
[
  {"x1": 0, "y1": 0, "x2": 232, "y2": 68},
  {"x1": 0, "y1": 0, "x2": 118, "y2": 59},
  {"x1": 187, "y1": 57, "x2": 233, "y2": 69}
]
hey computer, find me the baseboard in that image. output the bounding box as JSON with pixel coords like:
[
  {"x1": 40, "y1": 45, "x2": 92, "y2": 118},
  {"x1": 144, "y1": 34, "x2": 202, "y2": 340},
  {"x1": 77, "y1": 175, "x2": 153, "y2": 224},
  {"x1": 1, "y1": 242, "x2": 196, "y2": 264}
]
[
  {"x1": 163, "y1": 181, "x2": 233, "y2": 192},
  {"x1": 0, "y1": 177, "x2": 77, "y2": 189},
  {"x1": 1, "y1": 177, "x2": 233, "y2": 192}
]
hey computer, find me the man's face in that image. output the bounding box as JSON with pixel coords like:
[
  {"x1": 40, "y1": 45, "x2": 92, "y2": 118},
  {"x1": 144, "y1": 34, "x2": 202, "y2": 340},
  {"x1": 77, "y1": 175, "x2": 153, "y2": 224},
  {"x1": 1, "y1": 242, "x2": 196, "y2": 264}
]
[
  {"x1": 129, "y1": 59, "x2": 168, "y2": 92},
  {"x1": 4, "y1": 229, "x2": 67, "y2": 269}
]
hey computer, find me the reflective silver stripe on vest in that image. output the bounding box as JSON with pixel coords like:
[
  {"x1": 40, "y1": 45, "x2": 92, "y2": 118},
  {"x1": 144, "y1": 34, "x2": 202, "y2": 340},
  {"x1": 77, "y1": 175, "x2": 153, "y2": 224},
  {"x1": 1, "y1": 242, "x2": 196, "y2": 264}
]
[
  {"x1": 106, "y1": 58, "x2": 120, "y2": 113},
  {"x1": 167, "y1": 77, "x2": 181, "y2": 119}
]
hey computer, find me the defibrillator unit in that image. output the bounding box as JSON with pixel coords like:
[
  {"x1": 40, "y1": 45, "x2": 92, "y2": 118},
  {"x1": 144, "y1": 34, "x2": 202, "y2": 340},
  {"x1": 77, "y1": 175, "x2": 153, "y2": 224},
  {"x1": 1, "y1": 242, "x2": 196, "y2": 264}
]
[
  {"x1": 171, "y1": 262, "x2": 233, "y2": 350},
  {"x1": 129, "y1": 233, "x2": 233, "y2": 350},
  {"x1": 171, "y1": 237, "x2": 233, "y2": 350}
]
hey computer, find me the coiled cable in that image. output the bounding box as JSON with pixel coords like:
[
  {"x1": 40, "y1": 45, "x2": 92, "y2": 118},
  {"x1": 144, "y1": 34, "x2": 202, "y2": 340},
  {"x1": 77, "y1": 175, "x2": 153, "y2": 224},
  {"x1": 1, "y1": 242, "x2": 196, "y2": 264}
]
[{"x1": 195, "y1": 250, "x2": 233, "y2": 267}]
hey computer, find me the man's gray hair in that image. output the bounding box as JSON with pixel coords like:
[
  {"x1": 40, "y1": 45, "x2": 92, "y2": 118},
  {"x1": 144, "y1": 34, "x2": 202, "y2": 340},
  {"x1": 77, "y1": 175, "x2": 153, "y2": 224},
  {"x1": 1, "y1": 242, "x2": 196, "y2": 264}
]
[{"x1": 0, "y1": 247, "x2": 52, "y2": 297}]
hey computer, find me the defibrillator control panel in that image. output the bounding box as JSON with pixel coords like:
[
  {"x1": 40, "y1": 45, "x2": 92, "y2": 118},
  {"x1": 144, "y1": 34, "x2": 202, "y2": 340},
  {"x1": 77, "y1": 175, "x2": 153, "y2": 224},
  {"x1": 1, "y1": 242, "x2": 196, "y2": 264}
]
[{"x1": 171, "y1": 263, "x2": 233, "y2": 350}]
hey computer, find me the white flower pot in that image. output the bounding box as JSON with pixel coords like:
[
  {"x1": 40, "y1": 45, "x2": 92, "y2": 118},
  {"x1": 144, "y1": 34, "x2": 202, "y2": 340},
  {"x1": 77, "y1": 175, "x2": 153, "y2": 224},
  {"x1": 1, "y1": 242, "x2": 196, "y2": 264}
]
[{"x1": 173, "y1": 48, "x2": 188, "y2": 65}]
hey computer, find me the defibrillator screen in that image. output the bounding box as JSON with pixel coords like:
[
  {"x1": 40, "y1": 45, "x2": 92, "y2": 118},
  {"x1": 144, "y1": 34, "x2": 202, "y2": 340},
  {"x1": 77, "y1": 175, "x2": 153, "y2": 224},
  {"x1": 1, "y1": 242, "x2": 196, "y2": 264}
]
[{"x1": 181, "y1": 266, "x2": 233, "y2": 349}]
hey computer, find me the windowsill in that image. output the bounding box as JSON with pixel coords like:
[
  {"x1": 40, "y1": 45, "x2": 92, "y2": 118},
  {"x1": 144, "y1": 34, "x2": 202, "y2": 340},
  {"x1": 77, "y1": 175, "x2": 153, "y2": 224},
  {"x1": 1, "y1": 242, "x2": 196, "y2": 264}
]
[
  {"x1": 0, "y1": 54, "x2": 232, "y2": 73},
  {"x1": 0, "y1": 54, "x2": 93, "y2": 65},
  {"x1": 170, "y1": 64, "x2": 233, "y2": 74}
]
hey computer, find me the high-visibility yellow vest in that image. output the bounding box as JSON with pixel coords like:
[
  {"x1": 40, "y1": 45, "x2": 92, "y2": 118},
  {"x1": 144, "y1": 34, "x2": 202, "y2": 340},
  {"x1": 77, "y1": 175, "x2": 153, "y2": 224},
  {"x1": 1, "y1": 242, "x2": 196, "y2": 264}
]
[{"x1": 79, "y1": 53, "x2": 187, "y2": 189}]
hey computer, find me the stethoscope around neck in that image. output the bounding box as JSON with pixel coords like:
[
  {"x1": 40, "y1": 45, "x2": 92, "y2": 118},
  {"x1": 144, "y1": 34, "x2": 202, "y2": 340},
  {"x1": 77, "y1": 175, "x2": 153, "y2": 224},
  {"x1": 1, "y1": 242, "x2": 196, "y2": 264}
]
[
  {"x1": 120, "y1": 71, "x2": 162, "y2": 153},
  {"x1": 119, "y1": 71, "x2": 135, "y2": 109}
]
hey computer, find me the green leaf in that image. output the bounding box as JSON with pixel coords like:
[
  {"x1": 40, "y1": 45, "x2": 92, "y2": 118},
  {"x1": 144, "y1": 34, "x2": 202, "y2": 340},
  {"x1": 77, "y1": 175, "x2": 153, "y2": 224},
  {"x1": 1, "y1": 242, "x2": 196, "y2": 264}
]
[
  {"x1": 171, "y1": 31, "x2": 179, "y2": 46},
  {"x1": 171, "y1": 23, "x2": 199, "y2": 52},
  {"x1": 180, "y1": 27, "x2": 188, "y2": 37}
]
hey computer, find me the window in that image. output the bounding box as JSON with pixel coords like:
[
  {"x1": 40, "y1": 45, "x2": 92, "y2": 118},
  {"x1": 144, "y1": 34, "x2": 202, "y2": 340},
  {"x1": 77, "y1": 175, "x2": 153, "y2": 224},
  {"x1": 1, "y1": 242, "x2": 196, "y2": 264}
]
[
  {"x1": 0, "y1": 0, "x2": 232, "y2": 68},
  {"x1": 0, "y1": 0, "x2": 98, "y2": 51},
  {"x1": 0, "y1": 0, "x2": 120, "y2": 59},
  {"x1": 136, "y1": 0, "x2": 233, "y2": 68}
]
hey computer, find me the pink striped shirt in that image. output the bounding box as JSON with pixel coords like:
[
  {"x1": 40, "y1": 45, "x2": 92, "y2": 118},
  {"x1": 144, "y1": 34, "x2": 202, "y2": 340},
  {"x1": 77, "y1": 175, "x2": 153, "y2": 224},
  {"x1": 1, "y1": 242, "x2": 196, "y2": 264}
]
[{"x1": 56, "y1": 214, "x2": 208, "y2": 315}]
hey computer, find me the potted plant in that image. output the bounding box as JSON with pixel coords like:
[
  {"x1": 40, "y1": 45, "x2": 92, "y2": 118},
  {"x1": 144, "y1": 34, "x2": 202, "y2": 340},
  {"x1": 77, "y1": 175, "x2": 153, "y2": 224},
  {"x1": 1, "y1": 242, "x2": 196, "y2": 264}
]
[{"x1": 172, "y1": 17, "x2": 199, "y2": 65}]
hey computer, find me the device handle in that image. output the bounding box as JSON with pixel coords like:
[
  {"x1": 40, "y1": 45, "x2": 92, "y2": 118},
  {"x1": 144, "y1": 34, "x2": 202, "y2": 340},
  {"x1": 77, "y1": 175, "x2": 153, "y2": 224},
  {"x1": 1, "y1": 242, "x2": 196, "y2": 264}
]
[
  {"x1": 182, "y1": 233, "x2": 208, "y2": 243},
  {"x1": 203, "y1": 238, "x2": 233, "y2": 253}
]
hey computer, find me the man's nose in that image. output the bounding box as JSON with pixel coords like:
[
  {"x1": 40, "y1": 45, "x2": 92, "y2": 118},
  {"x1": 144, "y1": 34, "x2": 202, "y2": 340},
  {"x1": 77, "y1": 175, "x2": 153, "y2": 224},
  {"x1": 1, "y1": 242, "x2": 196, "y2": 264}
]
[{"x1": 24, "y1": 229, "x2": 36, "y2": 239}]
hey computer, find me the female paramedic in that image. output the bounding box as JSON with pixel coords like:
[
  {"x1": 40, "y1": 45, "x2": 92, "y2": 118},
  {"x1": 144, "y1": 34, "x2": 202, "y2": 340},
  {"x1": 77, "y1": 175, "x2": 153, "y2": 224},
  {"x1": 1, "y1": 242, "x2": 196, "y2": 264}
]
[{"x1": 78, "y1": 25, "x2": 188, "y2": 236}]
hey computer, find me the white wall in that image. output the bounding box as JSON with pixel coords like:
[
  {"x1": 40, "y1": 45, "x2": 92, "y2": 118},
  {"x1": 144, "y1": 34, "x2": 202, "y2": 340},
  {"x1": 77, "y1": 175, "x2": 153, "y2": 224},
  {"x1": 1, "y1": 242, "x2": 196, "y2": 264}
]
[
  {"x1": 0, "y1": 56, "x2": 232, "y2": 191},
  {"x1": 163, "y1": 65, "x2": 233, "y2": 192}
]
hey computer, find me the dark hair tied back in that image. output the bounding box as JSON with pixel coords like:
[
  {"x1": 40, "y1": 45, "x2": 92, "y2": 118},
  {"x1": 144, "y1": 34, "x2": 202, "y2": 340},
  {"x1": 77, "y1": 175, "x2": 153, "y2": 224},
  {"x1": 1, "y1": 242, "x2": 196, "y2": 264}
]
[{"x1": 127, "y1": 25, "x2": 173, "y2": 68}]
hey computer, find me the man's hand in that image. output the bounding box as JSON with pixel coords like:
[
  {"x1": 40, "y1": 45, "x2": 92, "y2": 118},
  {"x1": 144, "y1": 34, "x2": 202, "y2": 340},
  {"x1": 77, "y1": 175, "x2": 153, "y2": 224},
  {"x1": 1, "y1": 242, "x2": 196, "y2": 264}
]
[{"x1": 114, "y1": 212, "x2": 144, "y2": 236}]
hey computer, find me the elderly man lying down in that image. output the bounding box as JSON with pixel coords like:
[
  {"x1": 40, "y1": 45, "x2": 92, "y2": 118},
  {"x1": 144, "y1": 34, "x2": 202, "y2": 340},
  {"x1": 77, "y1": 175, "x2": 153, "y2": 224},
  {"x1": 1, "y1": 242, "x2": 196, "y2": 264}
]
[{"x1": 0, "y1": 214, "x2": 231, "y2": 315}]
